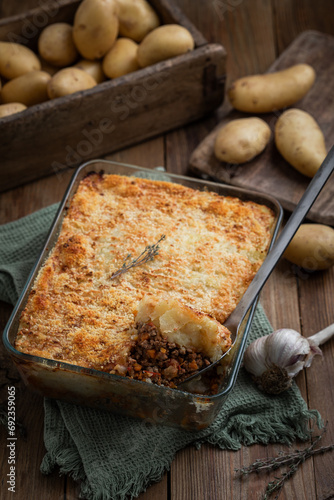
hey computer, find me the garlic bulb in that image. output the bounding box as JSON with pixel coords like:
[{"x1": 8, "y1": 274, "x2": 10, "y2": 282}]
[{"x1": 244, "y1": 324, "x2": 334, "y2": 394}]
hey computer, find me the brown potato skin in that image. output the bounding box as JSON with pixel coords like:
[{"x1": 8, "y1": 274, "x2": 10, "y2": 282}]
[
  {"x1": 116, "y1": 0, "x2": 160, "y2": 42},
  {"x1": 38, "y1": 23, "x2": 79, "y2": 67},
  {"x1": 284, "y1": 224, "x2": 334, "y2": 270},
  {"x1": 228, "y1": 64, "x2": 316, "y2": 113},
  {"x1": 0, "y1": 102, "x2": 27, "y2": 118},
  {"x1": 214, "y1": 117, "x2": 271, "y2": 164},
  {"x1": 73, "y1": 0, "x2": 119, "y2": 60},
  {"x1": 75, "y1": 59, "x2": 106, "y2": 83},
  {"x1": 47, "y1": 67, "x2": 96, "y2": 99},
  {"x1": 1, "y1": 71, "x2": 51, "y2": 106},
  {"x1": 137, "y1": 24, "x2": 194, "y2": 68},
  {"x1": 102, "y1": 38, "x2": 139, "y2": 78},
  {"x1": 0, "y1": 42, "x2": 41, "y2": 80},
  {"x1": 275, "y1": 108, "x2": 327, "y2": 178}
]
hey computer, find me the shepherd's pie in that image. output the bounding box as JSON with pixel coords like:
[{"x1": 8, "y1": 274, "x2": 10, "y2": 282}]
[{"x1": 15, "y1": 173, "x2": 275, "y2": 387}]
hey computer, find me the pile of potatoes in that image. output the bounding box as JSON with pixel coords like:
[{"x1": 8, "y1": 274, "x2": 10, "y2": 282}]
[
  {"x1": 214, "y1": 63, "x2": 327, "y2": 178},
  {"x1": 0, "y1": 0, "x2": 195, "y2": 118},
  {"x1": 213, "y1": 64, "x2": 333, "y2": 271}
]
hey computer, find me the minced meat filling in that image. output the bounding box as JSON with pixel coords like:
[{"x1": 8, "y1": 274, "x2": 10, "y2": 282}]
[{"x1": 126, "y1": 321, "x2": 212, "y2": 388}]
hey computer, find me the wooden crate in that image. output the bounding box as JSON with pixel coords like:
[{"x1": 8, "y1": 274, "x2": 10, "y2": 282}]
[{"x1": 0, "y1": 0, "x2": 226, "y2": 191}]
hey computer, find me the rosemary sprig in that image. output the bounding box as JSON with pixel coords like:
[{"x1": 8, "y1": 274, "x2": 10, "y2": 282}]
[
  {"x1": 235, "y1": 424, "x2": 334, "y2": 500},
  {"x1": 110, "y1": 235, "x2": 166, "y2": 279}
]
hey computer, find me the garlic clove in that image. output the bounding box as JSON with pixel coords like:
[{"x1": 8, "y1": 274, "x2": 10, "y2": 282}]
[
  {"x1": 243, "y1": 335, "x2": 268, "y2": 377},
  {"x1": 284, "y1": 359, "x2": 310, "y2": 379},
  {"x1": 265, "y1": 329, "x2": 311, "y2": 378}
]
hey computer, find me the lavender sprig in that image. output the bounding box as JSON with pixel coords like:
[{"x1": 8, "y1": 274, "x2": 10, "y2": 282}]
[{"x1": 110, "y1": 235, "x2": 166, "y2": 279}]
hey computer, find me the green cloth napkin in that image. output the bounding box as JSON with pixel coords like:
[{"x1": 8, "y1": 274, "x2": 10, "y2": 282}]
[{"x1": 0, "y1": 205, "x2": 321, "y2": 500}]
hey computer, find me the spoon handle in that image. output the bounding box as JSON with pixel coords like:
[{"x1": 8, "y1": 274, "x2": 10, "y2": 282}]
[{"x1": 224, "y1": 144, "x2": 334, "y2": 335}]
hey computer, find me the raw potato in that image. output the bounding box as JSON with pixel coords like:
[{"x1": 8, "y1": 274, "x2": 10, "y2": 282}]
[
  {"x1": 275, "y1": 108, "x2": 327, "y2": 177},
  {"x1": 38, "y1": 23, "x2": 79, "y2": 67},
  {"x1": 75, "y1": 59, "x2": 106, "y2": 83},
  {"x1": 228, "y1": 64, "x2": 316, "y2": 113},
  {"x1": 0, "y1": 42, "x2": 41, "y2": 80},
  {"x1": 73, "y1": 0, "x2": 119, "y2": 60},
  {"x1": 284, "y1": 224, "x2": 334, "y2": 270},
  {"x1": 1, "y1": 71, "x2": 51, "y2": 106},
  {"x1": 102, "y1": 38, "x2": 139, "y2": 78},
  {"x1": 214, "y1": 117, "x2": 271, "y2": 164},
  {"x1": 0, "y1": 102, "x2": 27, "y2": 118},
  {"x1": 47, "y1": 67, "x2": 97, "y2": 99},
  {"x1": 137, "y1": 24, "x2": 194, "y2": 68},
  {"x1": 116, "y1": 0, "x2": 160, "y2": 42}
]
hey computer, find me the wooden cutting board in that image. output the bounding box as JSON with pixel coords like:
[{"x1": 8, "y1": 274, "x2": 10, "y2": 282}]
[{"x1": 189, "y1": 30, "x2": 334, "y2": 225}]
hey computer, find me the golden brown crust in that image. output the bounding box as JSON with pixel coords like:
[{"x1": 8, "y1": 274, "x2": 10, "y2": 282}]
[{"x1": 15, "y1": 173, "x2": 275, "y2": 374}]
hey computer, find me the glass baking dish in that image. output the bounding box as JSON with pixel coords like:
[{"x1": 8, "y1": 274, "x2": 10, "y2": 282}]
[{"x1": 3, "y1": 160, "x2": 283, "y2": 431}]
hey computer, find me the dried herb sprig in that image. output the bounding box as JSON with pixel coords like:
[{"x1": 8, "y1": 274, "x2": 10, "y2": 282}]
[
  {"x1": 110, "y1": 235, "x2": 166, "y2": 279},
  {"x1": 236, "y1": 424, "x2": 334, "y2": 500}
]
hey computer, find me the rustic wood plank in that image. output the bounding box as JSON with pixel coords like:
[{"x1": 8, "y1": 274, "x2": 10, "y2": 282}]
[
  {"x1": 166, "y1": 117, "x2": 218, "y2": 176},
  {"x1": 172, "y1": 442, "x2": 317, "y2": 500},
  {"x1": 1, "y1": 392, "x2": 66, "y2": 500},
  {"x1": 274, "y1": 0, "x2": 334, "y2": 53},
  {"x1": 105, "y1": 136, "x2": 165, "y2": 169},
  {"x1": 298, "y1": 265, "x2": 334, "y2": 500},
  {"x1": 0, "y1": 169, "x2": 73, "y2": 223},
  {"x1": 236, "y1": 444, "x2": 316, "y2": 500},
  {"x1": 137, "y1": 474, "x2": 168, "y2": 500},
  {"x1": 171, "y1": 444, "x2": 235, "y2": 500},
  {"x1": 189, "y1": 31, "x2": 334, "y2": 225},
  {"x1": 175, "y1": 0, "x2": 277, "y2": 84}
]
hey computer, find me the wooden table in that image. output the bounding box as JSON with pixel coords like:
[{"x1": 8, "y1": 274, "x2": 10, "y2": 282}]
[{"x1": 1, "y1": 1, "x2": 334, "y2": 499}]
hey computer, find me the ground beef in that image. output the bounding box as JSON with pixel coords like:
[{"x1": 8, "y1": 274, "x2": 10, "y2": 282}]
[{"x1": 126, "y1": 321, "x2": 212, "y2": 388}]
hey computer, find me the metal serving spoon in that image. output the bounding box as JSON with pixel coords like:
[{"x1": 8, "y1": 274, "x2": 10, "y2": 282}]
[{"x1": 179, "y1": 145, "x2": 334, "y2": 386}]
